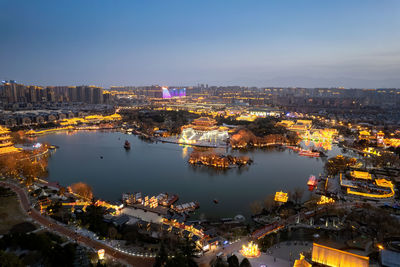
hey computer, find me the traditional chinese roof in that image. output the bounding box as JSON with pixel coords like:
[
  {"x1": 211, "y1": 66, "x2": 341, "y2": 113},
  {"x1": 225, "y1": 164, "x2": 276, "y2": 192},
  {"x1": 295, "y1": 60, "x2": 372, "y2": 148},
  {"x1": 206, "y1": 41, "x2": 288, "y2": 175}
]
[
  {"x1": 0, "y1": 126, "x2": 11, "y2": 134},
  {"x1": 192, "y1": 117, "x2": 217, "y2": 126}
]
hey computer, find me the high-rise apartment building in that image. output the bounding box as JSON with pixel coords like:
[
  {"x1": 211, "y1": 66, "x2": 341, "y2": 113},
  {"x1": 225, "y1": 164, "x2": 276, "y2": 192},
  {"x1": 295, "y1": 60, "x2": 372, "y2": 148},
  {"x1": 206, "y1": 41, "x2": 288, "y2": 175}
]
[{"x1": 0, "y1": 81, "x2": 108, "y2": 105}]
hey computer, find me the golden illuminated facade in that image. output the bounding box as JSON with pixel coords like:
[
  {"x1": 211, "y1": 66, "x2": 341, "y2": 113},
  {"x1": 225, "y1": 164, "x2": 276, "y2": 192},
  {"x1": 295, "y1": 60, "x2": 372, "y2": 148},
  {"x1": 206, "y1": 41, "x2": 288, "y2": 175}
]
[
  {"x1": 358, "y1": 130, "x2": 370, "y2": 141},
  {"x1": 59, "y1": 113, "x2": 121, "y2": 126},
  {"x1": 274, "y1": 191, "x2": 288, "y2": 203},
  {"x1": 277, "y1": 119, "x2": 312, "y2": 133},
  {"x1": 180, "y1": 117, "x2": 228, "y2": 145},
  {"x1": 290, "y1": 120, "x2": 312, "y2": 133},
  {"x1": 384, "y1": 138, "x2": 400, "y2": 147},
  {"x1": 317, "y1": 195, "x2": 335, "y2": 205},
  {"x1": 312, "y1": 243, "x2": 369, "y2": 267},
  {"x1": 302, "y1": 129, "x2": 338, "y2": 142},
  {"x1": 0, "y1": 126, "x2": 21, "y2": 155},
  {"x1": 341, "y1": 173, "x2": 395, "y2": 199},
  {"x1": 350, "y1": 170, "x2": 372, "y2": 180},
  {"x1": 277, "y1": 120, "x2": 295, "y2": 128}
]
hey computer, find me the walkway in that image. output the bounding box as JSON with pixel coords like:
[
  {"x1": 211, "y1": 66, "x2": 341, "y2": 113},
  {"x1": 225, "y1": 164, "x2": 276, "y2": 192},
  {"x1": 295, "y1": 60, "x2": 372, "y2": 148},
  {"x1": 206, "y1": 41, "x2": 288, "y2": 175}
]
[{"x1": 0, "y1": 181, "x2": 154, "y2": 267}]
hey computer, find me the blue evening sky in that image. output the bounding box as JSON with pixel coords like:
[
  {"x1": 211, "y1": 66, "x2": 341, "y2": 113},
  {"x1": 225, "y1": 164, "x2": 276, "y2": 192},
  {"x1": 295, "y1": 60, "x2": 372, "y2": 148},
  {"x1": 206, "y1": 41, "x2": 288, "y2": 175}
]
[{"x1": 0, "y1": 0, "x2": 399, "y2": 88}]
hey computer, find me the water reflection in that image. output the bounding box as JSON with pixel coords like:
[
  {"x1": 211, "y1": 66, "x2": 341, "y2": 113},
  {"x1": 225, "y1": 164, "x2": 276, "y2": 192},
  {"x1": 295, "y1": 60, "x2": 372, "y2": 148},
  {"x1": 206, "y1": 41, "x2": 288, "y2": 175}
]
[{"x1": 38, "y1": 132, "x2": 348, "y2": 218}]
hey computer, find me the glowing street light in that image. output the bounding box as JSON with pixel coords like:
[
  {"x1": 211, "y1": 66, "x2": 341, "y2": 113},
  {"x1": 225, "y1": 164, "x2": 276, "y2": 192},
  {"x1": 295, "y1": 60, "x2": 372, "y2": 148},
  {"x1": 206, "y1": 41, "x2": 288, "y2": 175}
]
[{"x1": 98, "y1": 249, "x2": 105, "y2": 260}]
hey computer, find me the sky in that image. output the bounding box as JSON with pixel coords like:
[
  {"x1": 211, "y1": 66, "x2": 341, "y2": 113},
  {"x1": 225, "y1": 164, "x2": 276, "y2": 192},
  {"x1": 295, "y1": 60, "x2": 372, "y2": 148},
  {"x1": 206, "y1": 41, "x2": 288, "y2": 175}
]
[{"x1": 1, "y1": 0, "x2": 400, "y2": 88}]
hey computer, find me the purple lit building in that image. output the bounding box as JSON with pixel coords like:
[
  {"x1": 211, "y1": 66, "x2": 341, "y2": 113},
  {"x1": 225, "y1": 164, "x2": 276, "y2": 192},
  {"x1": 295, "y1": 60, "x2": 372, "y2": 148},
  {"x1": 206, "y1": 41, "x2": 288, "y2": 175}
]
[{"x1": 162, "y1": 86, "x2": 186, "y2": 99}]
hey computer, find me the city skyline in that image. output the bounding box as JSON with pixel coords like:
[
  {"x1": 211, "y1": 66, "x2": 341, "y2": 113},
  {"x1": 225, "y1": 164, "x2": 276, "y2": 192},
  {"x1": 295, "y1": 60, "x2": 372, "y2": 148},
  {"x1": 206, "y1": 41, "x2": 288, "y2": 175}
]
[{"x1": 1, "y1": 0, "x2": 400, "y2": 88}]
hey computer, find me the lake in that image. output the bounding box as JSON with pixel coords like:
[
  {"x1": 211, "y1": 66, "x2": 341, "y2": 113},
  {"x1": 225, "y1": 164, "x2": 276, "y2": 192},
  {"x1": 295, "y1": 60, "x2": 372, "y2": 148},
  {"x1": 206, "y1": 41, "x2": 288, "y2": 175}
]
[{"x1": 38, "y1": 131, "x2": 344, "y2": 219}]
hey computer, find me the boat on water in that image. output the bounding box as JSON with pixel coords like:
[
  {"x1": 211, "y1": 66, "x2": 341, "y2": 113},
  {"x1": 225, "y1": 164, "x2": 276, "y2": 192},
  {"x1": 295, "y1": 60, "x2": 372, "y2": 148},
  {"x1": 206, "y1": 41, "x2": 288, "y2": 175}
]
[
  {"x1": 124, "y1": 140, "x2": 131, "y2": 150},
  {"x1": 299, "y1": 149, "x2": 320, "y2": 157},
  {"x1": 286, "y1": 145, "x2": 301, "y2": 152},
  {"x1": 307, "y1": 175, "x2": 318, "y2": 191}
]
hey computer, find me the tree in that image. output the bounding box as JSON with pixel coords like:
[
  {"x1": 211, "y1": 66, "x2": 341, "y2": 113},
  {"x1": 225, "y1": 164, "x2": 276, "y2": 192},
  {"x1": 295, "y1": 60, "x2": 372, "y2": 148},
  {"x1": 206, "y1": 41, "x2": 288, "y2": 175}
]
[
  {"x1": 370, "y1": 152, "x2": 399, "y2": 168},
  {"x1": 154, "y1": 242, "x2": 168, "y2": 267},
  {"x1": 250, "y1": 201, "x2": 263, "y2": 215},
  {"x1": 210, "y1": 257, "x2": 228, "y2": 267},
  {"x1": 227, "y1": 255, "x2": 239, "y2": 267},
  {"x1": 0, "y1": 155, "x2": 19, "y2": 178},
  {"x1": 324, "y1": 155, "x2": 357, "y2": 176},
  {"x1": 164, "y1": 239, "x2": 198, "y2": 267},
  {"x1": 0, "y1": 250, "x2": 24, "y2": 267},
  {"x1": 180, "y1": 239, "x2": 198, "y2": 267},
  {"x1": 239, "y1": 258, "x2": 251, "y2": 267},
  {"x1": 58, "y1": 186, "x2": 66, "y2": 196},
  {"x1": 165, "y1": 253, "x2": 187, "y2": 267},
  {"x1": 107, "y1": 226, "x2": 118, "y2": 240},
  {"x1": 263, "y1": 194, "x2": 275, "y2": 213},
  {"x1": 69, "y1": 182, "x2": 93, "y2": 200},
  {"x1": 291, "y1": 187, "x2": 304, "y2": 205}
]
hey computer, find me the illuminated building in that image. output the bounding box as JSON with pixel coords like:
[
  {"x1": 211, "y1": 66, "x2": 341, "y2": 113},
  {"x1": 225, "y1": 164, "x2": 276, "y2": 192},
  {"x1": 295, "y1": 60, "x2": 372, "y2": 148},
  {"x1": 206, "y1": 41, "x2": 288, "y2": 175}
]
[
  {"x1": 302, "y1": 129, "x2": 338, "y2": 143},
  {"x1": 317, "y1": 196, "x2": 335, "y2": 205},
  {"x1": 235, "y1": 114, "x2": 257, "y2": 122},
  {"x1": 179, "y1": 117, "x2": 228, "y2": 145},
  {"x1": 274, "y1": 191, "x2": 288, "y2": 203},
  {"x1": 290, "y1": 120, "x2": 313, "y2": 133},
  {"x1": 277, "y1": 120, "x2": 295, "y2": 128},
  {"x1": 249, "y1": 108, "x2": 281, "y2": 117},
  {"x1": 376, "y1": 131, "x2": 385, "y2": 146},
  {"x1": 0, "y1": 126, "x2": 21, "y2": 155},
  {"x1": 341, "y1": 173, "x2": 395, "y2": 199},
  {"x1": 358, "y1": 130, "x2": 371, "y2": 141},
  {"x1": 25, "y1": 126, "x2": 74, "y2": 136},
  {"x1": 240, "y1": 242, "x2": 261, "y2": 258},
  {"x1": 362, "y1": 147, "x2": 381, "y2": 156},
  {"x1": 311, "y1": 243, "x2": 369, "y2": 267},
  {"x1": 277, "y1": 119, "x2": 313, "y2": 133},
  {"x1": 59, "y1": 113, "x2": 121, "y2": 126},
  {"x1": 384, "y1": 138, "x2": 400, "y2": 147},
  {"x1": 350, "y1": 170, "x2": 372, "y2": 180},
  {"x1": 162, "y1": 86, "x2": 186, "y2": 99}
]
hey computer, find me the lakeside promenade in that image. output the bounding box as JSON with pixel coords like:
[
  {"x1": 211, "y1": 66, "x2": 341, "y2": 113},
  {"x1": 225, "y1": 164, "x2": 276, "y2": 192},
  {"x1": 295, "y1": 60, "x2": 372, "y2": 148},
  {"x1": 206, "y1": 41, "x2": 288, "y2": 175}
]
[{"x1": 0, "y1": 181, "x2": 154, "y2": 267}]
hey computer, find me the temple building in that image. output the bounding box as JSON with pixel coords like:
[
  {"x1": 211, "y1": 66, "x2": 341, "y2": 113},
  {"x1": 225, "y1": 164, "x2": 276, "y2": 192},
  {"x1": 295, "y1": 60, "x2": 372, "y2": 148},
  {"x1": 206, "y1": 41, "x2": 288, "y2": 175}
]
[
  {"x1": 277, "y1": 119, "x2": 312, "y2": 133},
  {"x1": 359, "y1": 130, "x2": 371, "y2": 141},
  {"x1": 179, "y1": 117, "x2": 228, "y2": 145},
  {"x1": 0, "y1": 126, "x2": 21, "y2": 155},
  {"x1": 385, "y1": 138, "x2": 400, "y2": 148},
  {"x1": 289, "y1": 120, "x2": 313, "y2": 133}
]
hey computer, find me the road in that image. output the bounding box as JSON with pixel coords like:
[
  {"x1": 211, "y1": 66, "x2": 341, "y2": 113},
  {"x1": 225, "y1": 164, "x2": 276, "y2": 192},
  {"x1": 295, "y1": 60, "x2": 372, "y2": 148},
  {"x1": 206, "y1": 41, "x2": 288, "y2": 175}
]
[
  {"x1": 0, "y1": 181, "x2": 154, "y2": 267},
  {"x1": 197, "y1": 238, "x2": 247, "y2": 266}
]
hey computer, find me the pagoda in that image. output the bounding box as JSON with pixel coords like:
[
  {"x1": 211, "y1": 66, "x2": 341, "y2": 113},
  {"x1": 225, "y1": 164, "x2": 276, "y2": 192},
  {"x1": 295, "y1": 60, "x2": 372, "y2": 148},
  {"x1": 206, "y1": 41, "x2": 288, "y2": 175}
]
[{"x1": 0, "y1": 126, "x2": 21, "y2": 155}]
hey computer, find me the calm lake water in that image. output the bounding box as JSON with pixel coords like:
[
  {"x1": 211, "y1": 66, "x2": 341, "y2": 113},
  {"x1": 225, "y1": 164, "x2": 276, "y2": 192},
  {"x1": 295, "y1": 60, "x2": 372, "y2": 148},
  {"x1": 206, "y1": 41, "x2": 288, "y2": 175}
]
[{"x1": 38, "y1": 131, "x2": 344, "y2": 219}]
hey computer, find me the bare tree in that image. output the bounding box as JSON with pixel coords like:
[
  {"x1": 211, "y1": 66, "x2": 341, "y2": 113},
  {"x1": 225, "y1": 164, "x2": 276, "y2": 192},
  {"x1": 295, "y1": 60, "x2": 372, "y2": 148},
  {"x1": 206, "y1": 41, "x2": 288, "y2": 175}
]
[
  {"x1": 250, "y1": 201, "x2": 263, "y2": 215},
  {"x1": 263, "y1": 194, "x2": 275, "y2": 212},
  {"x1": 69, "y1": 182, "x2": 93, "y2": 200},
  {"x1": 291, "y1": 187, "x2": 304, "y2": 205}
]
